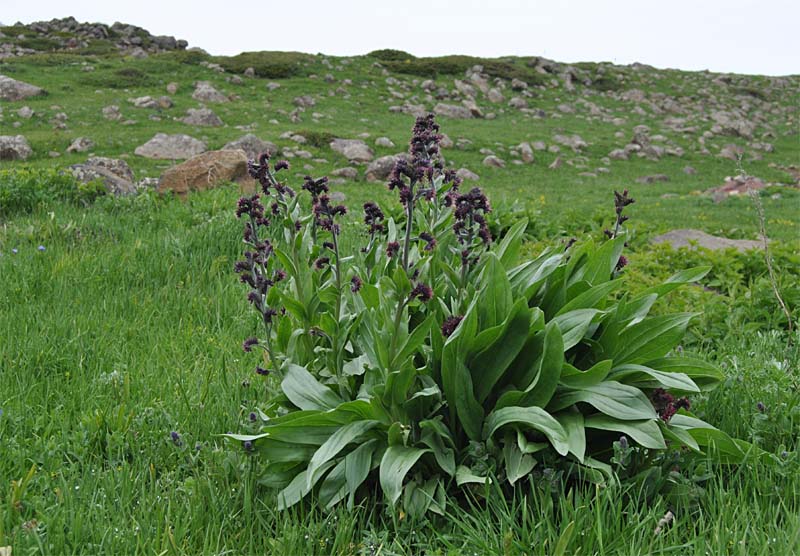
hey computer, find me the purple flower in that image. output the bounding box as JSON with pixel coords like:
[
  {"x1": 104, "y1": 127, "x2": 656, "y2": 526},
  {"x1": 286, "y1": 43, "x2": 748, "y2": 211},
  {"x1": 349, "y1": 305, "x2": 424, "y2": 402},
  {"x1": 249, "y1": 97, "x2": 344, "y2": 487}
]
[
  {"x1": 619, "y1": 436, "x2": 629, "y2": 451},
  {"x1": 615, "y1": 255, "x2": 629, "y2": 271},
  {"x1": 170, "y1": 431, "x2": 182, "y2": 445},
  {"x1": 409, "y1": 282, "x2": 433, "y2": 303},
  {"x1": 420, "y1": 231, "x2": 437, "y2": 251},
  {"x1": 243, "y1": 440, "x2": 253, "y2": 451},
  {"x1": 12, "y1": 248, "x2": 18, "y2": 254},
  {"x1": 38, "y1": 245, "x2": 45, "y2": 252},
  {"x1": 350, "y1": 275, "x2": 363, "y2": 293},
  {"x1": 314, "y1": 257, "x2": 330, "y2": 270},
  {"x1": 274, "y1": 160, "x2": 290, "y2": 172},
  {"x1": 386, "y1": 241, "x2": 400, "y2": 258},
  {"x1": 242, "y1": 337, "x2": 259, "y2": 352},
  {"x1": 441, "y1": 315, "x2": 463, "y2": 337},
  {"x1": 363, "y1": 202, "x2": 385, "y2": 234},
  {"x1": 757, "y1": 401, "x2": 766, "y2": 413},
  {"x1": 249, "y1": 411, "x2": 258, "y2": 422},
  {"x1": 255, "y1": 366, "x2": 270, "y2": 376}
]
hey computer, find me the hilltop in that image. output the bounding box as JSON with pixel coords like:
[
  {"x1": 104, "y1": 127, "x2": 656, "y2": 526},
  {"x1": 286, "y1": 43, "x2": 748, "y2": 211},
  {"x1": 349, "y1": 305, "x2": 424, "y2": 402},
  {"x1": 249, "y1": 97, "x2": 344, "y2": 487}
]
[{"x1": 0, "y1": 17, "x2": 798, "y2": 239}]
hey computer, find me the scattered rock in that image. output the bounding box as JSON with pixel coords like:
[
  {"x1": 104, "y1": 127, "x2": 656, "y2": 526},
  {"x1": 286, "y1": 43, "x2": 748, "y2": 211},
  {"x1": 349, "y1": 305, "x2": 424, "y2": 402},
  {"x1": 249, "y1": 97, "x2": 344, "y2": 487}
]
[
  {"x1": 608, "y1": 148, "x2": 628, "y2": 161},
  {"x1": 330, "y1": 138, "x2": 374, "y2": 163},
  {"x1": 66, "y1": 137, "x2": 94, "y2": 153},
  {"x1": 192, "y1": 81, "x2": 228, "y2": 103},
  {"x1": 707, "y1": 175, "x2": 766, "y2": 197},
  {"x1": 0, "y1": 75, "x2": 44, "y2": 101},
  {"x1": 365, "y1": 155, "x2": 403, "y2": 181},
  {"x1": 683, "y1": 166, "x2": 696, "y2": 175},
  {"x1": 17, "y1": 106, "x2": 33, "y2": 119},
  {"x1": 331, "y1": 167, "x2": 359, "y2": 180},
  {"x1": 487, "y1": 88, "x2": 505, "y2": 103},
  {"x1": 181, "y1": 107, "x2": 223, "y2": 127},
  {"x1": 636, "y1": 174, "x2": 670, "y2": 184},
  {"x1": 70, "y1": 157, "x2": 136, "y2": 195},
  {"x1": 134, "y1": 133, "x2": 207, "y2": 159},
  {"x1": 102, "y1": 105, "x2": 122, "y2": 121},
  {"x1": 158, "y1": 150, "x2": 254, "y2": 196},
  {"x1": 0, "y1": 135, "x2": 32, "y2": 160},
  {"x1": 223, "y1": 134, "x2": 278, "y2": 160},
  {"x1": 718, "y1": 144, "x2": 744, "y2": 161},
  {"x1": 552, "y1": 134, "x2": 587, "y2": 151},
  {"x1": 548, "y1": 156, "x2": 562, "y2": 170},
  {"x1": 482, "y1": 155, "x2": 505, "y2": 168},
  {"x1": 293, "y1": 95, "x2": 316, "y2": 108},
  {"x1": 652, "y1": 229, "x2": 763, "y2": 252},
  {"x1": 375, "y1": 137, "x2": 395, "y2": 148},
  {"x1": 518, "y1": 142, "x2": 534, "y2": 163},
  {"x1": 508, "y1": 97, "x2": 528, "y2": 109},
  {"x1": 166, "y1": 82, "x2": 179, "y2": 95},
  {"x1": 456, "y1": 168, "x2": 480, "y2": 181},
  {"x1": 433, "y1": 103, "x2": 473, "y2": 119}
]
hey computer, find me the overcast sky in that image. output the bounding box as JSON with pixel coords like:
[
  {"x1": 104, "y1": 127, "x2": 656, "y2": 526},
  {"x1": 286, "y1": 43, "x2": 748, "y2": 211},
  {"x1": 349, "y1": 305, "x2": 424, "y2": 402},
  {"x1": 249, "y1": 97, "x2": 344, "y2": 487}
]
[{"x1": 3, "y1": 0, "x2": 798, "y2": 76}]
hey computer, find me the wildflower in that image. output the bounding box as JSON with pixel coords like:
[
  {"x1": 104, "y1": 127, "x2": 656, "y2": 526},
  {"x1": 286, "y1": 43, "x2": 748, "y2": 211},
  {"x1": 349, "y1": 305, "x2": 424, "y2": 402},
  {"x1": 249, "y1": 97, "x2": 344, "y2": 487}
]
[
  {"x1": 757, "y1": 401, "x2": 766, "y2": 413},
  {"x1": 363, "y1": 202, "x2": 385, "y2": 234},
  {"x1": 249, "y1": 412, "x2": 258, "y2": 422},
  {"x1": 619, "y1": 435, "x2": 629, "y2": 451},
  {"x1": 615, "y1": 255, "x2": 629, "y2": 271},
  {"x1": 38, "y1": 245, "x2": 45, "y2": 251},
  {"x1": 441, "y1": 315, "x2": 463, "y2": 337},
  {"x1": 243, "y1": 440, "x2": 254, "y2": 451},
  {"x1": 314, "y1": 256, "x2": 330, "y2": 270},
  {"x1": 255, "y1": 366, "x2": 269, "y2": 376},
  {"x1": 419, "y1": 231, "x2": 437, "y2": 251},
  {"x1": 170, "y1": 431, "x2": 182, "y2": 445},
  {"x1": 350, "y1": 275, "x2": 363, "y2": 293},
  {"x1": 409, "y1": 282, "x2": 433, "y2": 303},
  {"x1": 242, "y1": 337, "x2": 259, "y2": 352},
  {"x1": 386, "y1": 241, "x2": 400, "y2": 258},
  {"x1": 302, "y1": 175, "x2": 329, "y2": 201},
  {"x1": 650, "y1": 388, "x2": 689, "y2": 422},
  {"x1": 195, "y1": 442, "x2": 202, "y2": 451},
  {"x1": 274, "y1": 160, "x2": 290, "y2": 172}
]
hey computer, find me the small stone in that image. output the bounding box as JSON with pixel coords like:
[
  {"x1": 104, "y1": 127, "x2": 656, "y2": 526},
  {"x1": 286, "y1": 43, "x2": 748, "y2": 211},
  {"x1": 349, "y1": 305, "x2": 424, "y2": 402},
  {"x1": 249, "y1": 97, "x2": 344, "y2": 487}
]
[
  {"x1": 66, "y1": 137, "x2": 94, "y2": 153},
  {"x1": 482, "y1": 155, "x2": 505, "y2": 168}
]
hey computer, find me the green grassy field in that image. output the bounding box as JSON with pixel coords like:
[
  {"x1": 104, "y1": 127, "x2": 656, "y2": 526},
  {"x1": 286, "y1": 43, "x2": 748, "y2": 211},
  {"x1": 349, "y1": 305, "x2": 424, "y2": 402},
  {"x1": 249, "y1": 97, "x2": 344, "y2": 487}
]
[{"x1": 1, "y1": 41, "x2": 799, "y2": 555}]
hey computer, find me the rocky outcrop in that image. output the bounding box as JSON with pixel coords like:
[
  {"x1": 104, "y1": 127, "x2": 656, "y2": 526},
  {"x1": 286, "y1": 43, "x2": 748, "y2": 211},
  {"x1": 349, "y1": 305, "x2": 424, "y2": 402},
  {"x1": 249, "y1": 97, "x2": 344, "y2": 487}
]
[
  {"x1": 192, "y1": 81, "x2": 228, "y2": 103},
  {"x1": 157, "y1": 150, "x2": 254, "y2": 196},
  {"x1": 70, "y1": 157, "x2": 136, "y2": 196},
  {"x1": 180, "y1": 108, "x2": 223, "y2": 127},
  {"x1": 0, "y1": 75, "x2": 44, "y2": 101},
  {"x1": 652, "y1": 229, "x2": 763, "y2": 252}
]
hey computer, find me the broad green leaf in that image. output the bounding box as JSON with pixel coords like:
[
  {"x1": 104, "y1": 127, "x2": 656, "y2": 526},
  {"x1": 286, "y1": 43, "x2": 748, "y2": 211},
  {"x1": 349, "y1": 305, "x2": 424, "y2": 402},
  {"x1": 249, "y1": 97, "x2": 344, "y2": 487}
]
[
  {"x1": 503, "y1": 321, "x2": 564, "y2": 408},
  {"x1": 456, "y1": 465, "x2": 492, "y2": 486},
  {"x1": 281, "y1": 364, "x2": 343, "y2": 411},
  {"x1": 306, "y1": 420, "x2": 380, "y2": 489},
  {"x1": 484, "y1": 406, "x2": 569, "y2": 455},
  {"x1": 455, "y1": 360, "x2": 485, "y2": 440},
  {"x1": 509, "y1": 253, "x2": 563, "y2": 300},
  {"x1": 421, "y1": 427, "x2": 456, "y2": 476},
  {"x1": 555, "y1": 410, "x2": 586, "y2": 462},
  {"x1": 556, "y1": 279, "x2": 623, "y2": 316},
  {"x1": 224, "y1": 435, "x2": 317, "y2": 463},
  {"x1": 277, "y1": 461, "x2": 335, "y2": 510},
  {"x1": 495, "y1": 218, "x2": 528, "y2": 269},
  {"x1": 549, "y1": 381, "x2": 658, "y2": 421},
  {"x1": 584, "y1": 414, "x2": 666, "y2": 449},
  {"x1": 552, "y1": 308, "x2": 602, "y2": 350},
  {"x1": 641, "y1": 266, "x2": 711, "y2": 297},
  {"x1": 477, "y1": 253, "x2": 513, "y2": 329},
  {"x1": 645, "y1": 357, "x2": 725, "y2": 391},
  {"x1": 554, "y1": 521, "x2": 576, "y2": 556},
  {"x1": 609, "y1": 364, "x2": 700, "y2": 393},
  {"x1": 612, "y1": 313, "x2": 695, "y2": 364},
  {"x1": 581, "y1": 236, "x2": 626, "y2": 285},
  {"x1": 661, "y1": 422, "x2": 701, "y2": 453},
  {"x1": 392, "y1": 314, "x2": 434, "y2": 369},
  {"x1": 379, "y1": 446, "x2": 428, "y2": 505},
  {"x1": 344, "y1": 439, "x2": 377, "y2": 509},
  {"x1": 470, "y1": 298, "x2": 532, "y2": 403},
  {"x1": 504, "y1": 439, "x2": 536, "y2": 485},
  {"x1": 560, "y1": 360, "x2": 612, "y2": 389}
]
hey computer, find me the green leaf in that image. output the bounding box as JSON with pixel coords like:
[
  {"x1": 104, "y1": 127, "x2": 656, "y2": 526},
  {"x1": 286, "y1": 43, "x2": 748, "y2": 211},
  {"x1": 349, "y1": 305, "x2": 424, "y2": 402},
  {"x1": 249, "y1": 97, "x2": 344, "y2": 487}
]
[
  {"x1": 642, "y1": 266, "x2": 711, "y2": 297},
  {"x1": 484, "y1": 406, "x2": 569, "y2": 455},
  {"x1": 494, "y1": 218, "x2": 528, "y2": 269},
  {"x1": 421, "y1": 427, "x2": 456, "y2": 476},
  {"x1": 581, "y1": 236, "x2": 626, "y2": 285},
  {"x1": 503, "y1": 438, "x2": 536, "y2": 485},
  {"x1": 556, "y1": 279, "x2": 623, "y2": 316},
  {"x1": 608, "y1": 364, "x2": 700, "y2": 393},
  {"x1": 503, "y1": 321, "x2": 564, "y2": 408},
  {"x1": 549, "y1": 381, "x2": 658, "y2": 421},
  {"x1": 277, "y1": 461, "x2": 336, "y2": 510},
  {"x1": 612, "y1": 313, "x2": 695, "y2": 365},
  {"x1": 477, "y1": 253, "x2": 513, "y2": 329},
  {"x1": 306, "y1": 420, "x2": 380, "y2": 490},
  {"x1": 454, "y1": 360, "x2": 485, "y2": 440},
  {"x1": 379, "y1": 446, "x2": 428, "y2": 505},
  {"x1": 456, "y1": 465, "x2": 492, "y2": 486},
  {"x1": 661, "y1": 422, "x2": 701, "y2": 453},
  {"x1": 554, "y1": 521, "x2": 576, "y2": 556},
  {"x1": 344, "y1": 439, "x2": 378, "y2": 509},
  {"x1": 552, "y1": 309, "x2": 602, "y2": 350},
  {"x1": 392, "y1": 314, "x2": 434, "y2": 369},
  {"x1": 645, "y1": 357, "x2": 724, "y2": 391},
  {"x1": 584, "y1": 415, "x2": 666, "y2": 449},
  {"x1": 555, "y1": 410, "x2": 586, "y2": 462},
  {"x1": 509, "y1": 253, "x2": 563, "y2": 300},
  {"x1": 281, "y1": 364, "x2": 344, "y2": 411},
  {"x1": 470, "y1": 298, "x2": 532, "y2": 403},
  {"x1": 559, "y1": 360, "x2": 612, "y2": 389}
]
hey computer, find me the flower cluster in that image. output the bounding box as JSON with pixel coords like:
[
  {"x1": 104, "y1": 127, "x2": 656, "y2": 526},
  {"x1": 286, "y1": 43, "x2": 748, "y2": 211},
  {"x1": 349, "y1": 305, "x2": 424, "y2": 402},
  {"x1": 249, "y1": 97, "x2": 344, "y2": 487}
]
[
  {"x1": 313, "y1": 194, "x2": 347, "y2": 233},
  {"x1": 441, "y1": 315, "x2": 463, "y2": 337},
  {"x1": 453, "y1": 187, "x2": 492, "y2": 266},
  {"x1": 650, "y1": 388, "x2": 691, "y2": 422},
  {"x1": 363, "y1": 202, "x2": 385, "y2": 235},
  {"x1": 606, "y1": 189, "x2": 635, "y2": 239},
  {"x1": 388, "y1": 114, "x2": 444, "y2": 204},
  {"x1": 247, "y1": 152, "x2": 294, "y2": 199}
]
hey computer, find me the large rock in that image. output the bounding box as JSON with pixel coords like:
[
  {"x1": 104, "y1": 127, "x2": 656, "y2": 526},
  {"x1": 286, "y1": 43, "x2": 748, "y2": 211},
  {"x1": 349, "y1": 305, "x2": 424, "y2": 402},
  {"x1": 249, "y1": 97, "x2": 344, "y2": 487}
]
[
  {"x1": 66, "y1": 137, "x2": 94, "y2": 153},
  {"x1": 433, "y1": 103, "x2": 473, "y2": 119},
  {"x1": 0, "y1": 75, "x2": 44, "y2": 101},
  {"x1": 365, "y1": 154, "x2": 404, "y2": 181},
  {"x1": 158, "y1": 150, "x2": 254, "y2": 196},
  {"x1": 134, "y1": 133, "x2": 207, "y2": 159},
  {"x1": 330, "y1": 138, "x2": 374, "y2": 163},
  {"x1": 223, "y1": 134, "x2": 278, "y2": 160},
  {"x1": 710, "y1": 110, "x2": 755, "y2": 139},
  {"x1": 552, "y1": 134, "x2": 588, "y2": 151},
  {"x1": 70, "y1": 157, "x2": 136, "y2": 196},
  {"x1": 192, "y1": 81, "x2": 228, "y2": 103},
  {"x1": 652, "y1": 229, "x2": 763, "y2": 252},
  {"x1": 0, "y1": 135, "x2": 32, "y2": 160},
  {"x1": 180, "y1": 108, "x2": 223, "y2": 127}
]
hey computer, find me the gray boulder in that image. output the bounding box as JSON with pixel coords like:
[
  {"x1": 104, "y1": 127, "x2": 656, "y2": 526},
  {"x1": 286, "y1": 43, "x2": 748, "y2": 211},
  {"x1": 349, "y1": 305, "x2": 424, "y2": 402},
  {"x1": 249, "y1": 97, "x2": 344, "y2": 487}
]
[
  {"x1": 0, "y1": 75, "x2": 44, "y2": 101},
  {"x1": 70, "y1": 157, "x2": 137, "y2": 196},
  {"x1": 652, "y1": 229, "x2": 763, "y2": 252},
  {"x1": 433, "y1": 103, "x2": 473, "y2": 119},
  {"x1": 365, "y1": 155, "x2": 403, "y2": 181},
  {"x1": 223, "y1": 134, "x2": 278, "y2": 160},
  {"x1": 330, "y1": 138, "x2": 374, "y2": 163},
  {"x1": 66, "y1": 137, "x2": 94, "y2": 153},
  {"x1": 0, "y1": 135, "x2": 32, "y2": 160},
  {"x1": 181, "y1": 108, "x2": 223, "y2": 127},
  {"x1": 134, "y1": 133, "x2": 207, "y2": 159},
  {"x1": 192, "y1": 81, "x2": 228, "y2": 103}
]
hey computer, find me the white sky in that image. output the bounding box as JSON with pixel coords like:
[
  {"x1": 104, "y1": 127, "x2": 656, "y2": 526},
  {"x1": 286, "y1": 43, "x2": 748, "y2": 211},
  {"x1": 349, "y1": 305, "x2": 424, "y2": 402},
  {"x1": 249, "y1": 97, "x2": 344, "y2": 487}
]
[{"x1": 3, "y1": 0, "x2": 798, "y2": 76}]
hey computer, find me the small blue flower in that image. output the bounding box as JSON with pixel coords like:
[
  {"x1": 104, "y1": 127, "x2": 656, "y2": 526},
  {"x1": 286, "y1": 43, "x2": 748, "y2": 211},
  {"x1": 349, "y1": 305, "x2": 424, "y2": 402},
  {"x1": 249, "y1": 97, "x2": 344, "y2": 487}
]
[
  {"x1": 38, "y1": 245, "x2": 46, "y2": 251},
  {"x1": 243, "y1": 440, "x2": 253, "y2": 451},
  {"x1": 11, "y1": 248, "x2": 18, "y2": 254}
]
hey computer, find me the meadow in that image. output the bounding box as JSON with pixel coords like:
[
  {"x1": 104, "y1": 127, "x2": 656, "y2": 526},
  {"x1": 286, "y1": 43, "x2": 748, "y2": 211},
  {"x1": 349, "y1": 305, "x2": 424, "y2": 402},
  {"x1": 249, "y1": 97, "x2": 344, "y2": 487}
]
[{"x1": 1, "y1": 37, "x2": 799, "y2": 555}]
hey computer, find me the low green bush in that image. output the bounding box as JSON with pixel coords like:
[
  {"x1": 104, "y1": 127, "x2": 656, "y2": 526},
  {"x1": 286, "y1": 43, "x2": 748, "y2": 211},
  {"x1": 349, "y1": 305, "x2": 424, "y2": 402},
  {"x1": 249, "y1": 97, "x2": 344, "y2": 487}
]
[
  {"x1": 83, "y1": 66, "x2": 154, "y2": 88},
  {"x1": 295, "y1": 129, "x2": 337, "y2": 149},
  {"x1": 383, "y1": 55, "x2": 546, "y2": 86},
  {"x1": 0, "y1": 168, "x2": 107, "y2": 216},
  {"x1": 368, "y1": 49, "x2": 417, "y2": 62},
  {"x1": 214, "y1": 51, "x2": 311, "y2": 78}
]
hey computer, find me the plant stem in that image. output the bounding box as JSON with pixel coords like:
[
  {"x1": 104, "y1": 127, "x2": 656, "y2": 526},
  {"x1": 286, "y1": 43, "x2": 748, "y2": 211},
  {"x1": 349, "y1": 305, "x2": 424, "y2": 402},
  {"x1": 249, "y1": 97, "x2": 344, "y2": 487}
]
[{"x1": 402, "y1": 195, "x2": 414, "y2": 274}]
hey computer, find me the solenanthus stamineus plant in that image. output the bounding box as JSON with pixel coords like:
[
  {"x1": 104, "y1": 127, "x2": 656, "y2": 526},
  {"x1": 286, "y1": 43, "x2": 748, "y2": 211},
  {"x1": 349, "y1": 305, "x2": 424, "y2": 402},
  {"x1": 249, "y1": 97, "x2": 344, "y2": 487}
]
[{"x1": 226, "y1": 115, "x2": 769, "y2": 517}]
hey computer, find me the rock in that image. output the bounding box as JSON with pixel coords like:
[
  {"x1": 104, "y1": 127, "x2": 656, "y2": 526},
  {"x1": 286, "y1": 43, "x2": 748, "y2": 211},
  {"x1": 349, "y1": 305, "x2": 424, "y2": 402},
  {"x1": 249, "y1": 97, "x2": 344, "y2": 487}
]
[
  {"x1": 293, "y1": 95, "x2": 316, "y2": 108},
  {"x1": 0, "y1": 75, "x2": 44, "y2": 101},
  {"x1": 102, "y1": 105, "x2": 122, "y2": 121},
  {"x1": 454, "y1": 79, "x2": 477, "y2": 98},
  {"x1": 552, "y1": 134, "x2": 587, "y2": 151},
  {"x1": 518, "y1": 142, "x2": 534, "y2": 163},
  {"x1": 632, "y1": 125, "x2": 651, "y2": 147},
  {"x1": 421, "y1": 80, "x2": 436, "y2": 91},
  {"x1": 508, "y1": 97, "x2": 528, "y2": 109},
  {"x1": 192, "y1": 81, "x2": 228, "y2": 103},
  {"x1": 718, "y1": 144, "x2": 744, "y2": 161},
  {"x1": 375, "y1": 137, "x2": 395, "y2": 148},
  {"x1": 166, "y1": 82, "x2": 179, "y2": 94},
  {"x1": 157, "y1": 96, "x2": 173, "y2": 109},
  {"x1": 482, "y1": 155, "x2": 505, "y2": 168},
  {"x1": 433, "y1": 103, "x2": 473, "y2": 119},
  {"x1": 134, "y1": 133, "x2": 207, "y2": 159},
  {"x1": 511, "y1": 78, "x2": 528, "y2": 91},
  {"x1": 707, "y1": 175, "x2": 766, "y2": 197},
  {"x1": 635, "y1": 174, "x2": 670, "y2": 184},
  {"x1": 548, "y1": 156, "x2": 562, "y2": 170},
  {"x1": 266, "y1": 82, "x2": 281, "y2": 91},
  {"x1": 456, "y1": 168, "x2": 479, "y2": 181},
  {"x1": 652, "y1": 229, "x2": 763, "y2": 252},
  {"x1": 158, "y1": 150, "x2": 255, "y2": 196},
  {"x1": 17, "y1": 106, "x2": 33, "y2": 119},
  {"x1": 181, "y1": 108, "x2": 223, "y2": 127},
  {"x1": 130, "y1": 96, "x2": 158, "y2": 109},
  {"x1": 0, "y1": 135, "x2": 32, "y2": 160},
  {"x1": 330, "y1": 138, "x2": 374, "y2": 163},
  {"x1": 66, "y1": 137, "x2": 94, "y2": 153},
  {"x1": 244, "y1": 67, "x2": 255, "y2": 78},
  {"x1": 440, "y1": 134, "x2": 454, "y2": 149},
  {"x1": 608, "y1": 148, "x2": 628, "y2": 161},
  {"x1": 331, "y1": 167, "x2": 359, "y2": 180},
  {"x1": 532, "y1": 141, "x2": 547, "y2": 151},
  {"x1": 462, "y1": 99, "x2": 484, "y2": 118},
  {"x1": 486, "y1": 88, "x2": 505, "y2": 103},
  {"x1": 70, "y1": 157, "x2": 136, "y2": 196},
  {"x1": 683, "y1": 166, "x2": 696, "y2": 175},
  {"x1": 710, "y1": 110, "x2": 755, "y2": 139},
  {"x1": 223, "y1": 134, "x2": 278, "y2": 160},
  {"x1": 365, "y1": 155, "x2": 403, "y2": 181}
]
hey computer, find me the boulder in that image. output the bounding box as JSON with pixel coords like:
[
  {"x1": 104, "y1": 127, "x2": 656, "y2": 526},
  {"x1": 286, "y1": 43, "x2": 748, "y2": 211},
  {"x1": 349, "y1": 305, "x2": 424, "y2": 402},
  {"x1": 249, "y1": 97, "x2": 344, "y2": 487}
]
[
  {"x1": 330, "y1": 138, "x2": 374, "y2": 163},
  {"x1": 102, "y1": 105, "x2": 122, "y2": 121},
  {"x1": 487, "y1": 88, "x2": 505, "y2": 103},
  {"x1": 70, "y1": 157, "x2": 136, "y2": 196},
  {"x1": 223, "y1": 134, "x2": 278, "y2": 160},
  {"x1": 365, "y1": 154, "x2": 403, "y2": 181},
  {"x1": 158, "y1": 150, "x2": 255, "y2": 196},
  {"x1": 707, "y1": 175, "x2": 766, "y2": 197},
  {"x1": 433, "y1": 103, "x2": 473, "y2": 119},
  {"x1": 710, "y1": 110, "x2": 755, "y2": 139},
  {"x1": 482, "y1": 155, "x2": 505, "y2": 168},
  {"x1": 518, "y1": 142, "x2": 534, "y2": 163},
  {"x1": 331, "y1": 167, "x2": 359, "y2": 180},
  {"x1": 375, "y1": 137, "x2": 395, "y2": 148},
  {"x1": 293, "y1": 95, "x2": 316, "y2": 108},
  {"x1": 192, "y1": 81, "x2": 228, "y2": 103},
  {"x1": 0, "y1": 75, "x2": 44, "y2": 101},
  {"x1": 134, "y1": 133, "x2": 207, "y2": 159},
  {"x1": 635, "y1": 174, "x2": 670, "y2": 184},
  {"x1": 0, "y1": 135, "x2": 32, "y2": 160},
  {"x1": 552, "y1": 134, "x2": 588, "y2": 151},
  {"x1": 456, "y1": 168, "x2": 480, "y2": 181},
  {"x1": 180, "y1": 108, "x2": 223, "y2": 127},
  {"x1": 652, "y1": 229, "x2": 763, "y2": 252},
  {"x1": 66, "y1": 137, "x2": 94, "y2": 153},
  {"x1": 508, "y1": 97, "x2": 528, "y2": 109},
  {"x1": 17, "y1": 106, "x2": 33, "y2": 119}
]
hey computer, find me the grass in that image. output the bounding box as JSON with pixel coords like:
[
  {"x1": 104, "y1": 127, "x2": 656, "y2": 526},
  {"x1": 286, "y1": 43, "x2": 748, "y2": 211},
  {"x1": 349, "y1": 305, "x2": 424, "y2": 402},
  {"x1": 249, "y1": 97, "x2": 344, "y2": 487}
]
[{"x1": 0, "y1": 43, "x2": 799, "y2": 554}]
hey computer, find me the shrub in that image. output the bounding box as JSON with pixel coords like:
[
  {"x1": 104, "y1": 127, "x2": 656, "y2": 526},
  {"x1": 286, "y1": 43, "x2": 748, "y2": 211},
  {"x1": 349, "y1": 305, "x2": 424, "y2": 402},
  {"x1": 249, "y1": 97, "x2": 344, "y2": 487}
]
[
  {"x1": 84, "y1": 67, "x2": 153, "y2": 89},
  {"x1": 225, "y1": 116, "x2": 765, "y2": 518},
  {"x1": 214, "y1": 51, "x2": 311, "y2": 78},
  {"x1": 382, "y1": 55, "x2": 546, "y2": 86},
  {"x1": 155, "y1": 49, "x2": 211, "y2": 65},
  {"x1": 0, "y1": 168, "x2": 106, "y2": 216},
  {"x1": 368, "y1": 49, "x2": 417, "y2": 62},
  {"x1": 295, "y1": 129, "x2": 337, "y2": 149},
  {"x1": 16, "y1": 37, "x2": 61, "y2": 51}
]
